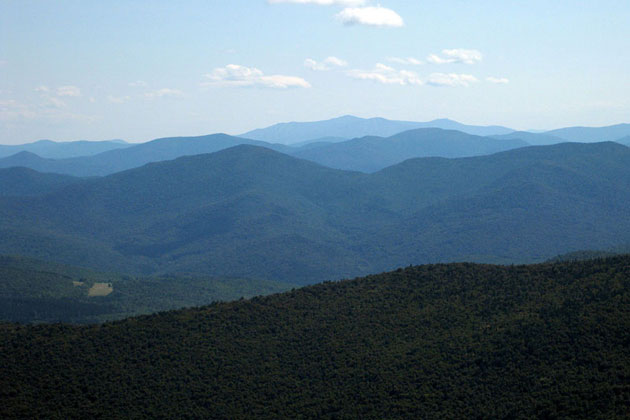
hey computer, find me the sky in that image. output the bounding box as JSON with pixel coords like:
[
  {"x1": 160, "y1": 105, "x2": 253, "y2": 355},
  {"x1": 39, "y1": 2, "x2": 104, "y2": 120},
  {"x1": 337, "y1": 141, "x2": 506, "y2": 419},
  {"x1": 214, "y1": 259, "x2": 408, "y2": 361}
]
[{"x1": 1, "y1": 0, "x2": 629, "y2": 145}]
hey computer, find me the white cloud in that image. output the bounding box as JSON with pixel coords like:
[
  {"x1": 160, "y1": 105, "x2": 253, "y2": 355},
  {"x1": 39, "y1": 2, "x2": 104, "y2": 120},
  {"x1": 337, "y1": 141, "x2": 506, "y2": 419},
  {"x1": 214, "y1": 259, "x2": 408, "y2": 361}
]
[
  {"x1": 144, "y1": 88, "x2": 184, "y2": 99},
  {"x1": 336, "y1": 7, "x2": 404, "y2": 27},
  {"x1": 304, "y1": 56, "x2": 348, "y2": 71},
  {"x1": 269, "y1": 0, "x2": 366, "y2": 5},
  {"x1": 56, "y1": 85, "x2": 82, "y2": 97},
  {"x1": 347, "y1": 63, "x2": 422, "y2": 86},
  {"x1": 387, "y1": 57, "x2": 423, "y2": 66},
  {"x1": 128, "y1": 80, "x2": 148, "y2": 87},
  {"x1": 486, "y1": 76, "x2": 510, "y2": 84},
  {"x1": 108, "y1": 95, "x2": 132, "y2": 103},
  {"x1": 427, "y1": 49, "x2": 483, "y2": 65},
  {"x1": 35, "y1": 85, "x2": 50, "y2": 93},
  {"x1": 427, "y1": 73, "x2": 479, "y2": 87},
  {"x1": 203, "y1": 64, "x2": 311, "y2": 89}
]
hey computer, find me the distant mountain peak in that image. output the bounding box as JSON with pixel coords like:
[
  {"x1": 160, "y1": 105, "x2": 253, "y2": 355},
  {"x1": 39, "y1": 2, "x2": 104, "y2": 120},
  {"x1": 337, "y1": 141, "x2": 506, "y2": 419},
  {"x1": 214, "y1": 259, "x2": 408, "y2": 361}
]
[{"x1": 241, "y1": 115, "x2": 515, "y2": 144}]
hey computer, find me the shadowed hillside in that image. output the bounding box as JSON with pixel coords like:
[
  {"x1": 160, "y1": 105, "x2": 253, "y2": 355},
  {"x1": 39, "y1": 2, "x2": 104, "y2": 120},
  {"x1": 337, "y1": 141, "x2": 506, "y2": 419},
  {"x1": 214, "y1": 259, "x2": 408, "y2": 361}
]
[{"x1": 1, "y1": 256, "x2": 629, "y2": 418}]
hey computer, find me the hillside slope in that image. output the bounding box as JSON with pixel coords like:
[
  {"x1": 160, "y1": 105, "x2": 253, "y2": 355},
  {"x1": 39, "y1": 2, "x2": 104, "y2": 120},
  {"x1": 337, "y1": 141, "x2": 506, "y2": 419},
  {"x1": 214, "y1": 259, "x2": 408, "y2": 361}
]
[{"x1": 1, "y1": 257, "x2": 629, "y2": 418}]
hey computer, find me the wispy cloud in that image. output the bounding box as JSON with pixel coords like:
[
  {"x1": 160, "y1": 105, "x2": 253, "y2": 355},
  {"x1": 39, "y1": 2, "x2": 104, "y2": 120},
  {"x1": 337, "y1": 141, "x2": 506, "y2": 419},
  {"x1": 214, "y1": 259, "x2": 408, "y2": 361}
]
[
  {"x1": 56, "y1": 85, "x2": 82, "y2": 97},
  {"x1": 35, "y1": 85, "x2": 82, "y2": 97},
  {"x1": 347, "y1": 63, "x2": 422, "y2": 86},
  {"x1": 304, "y1": 56, "x2": 348, "y2": 71},
  {"x1": 108, "y1": 95, "x2": 132, "y2": 103},
  {"x1": 387, "y1": 57, "x2": 423, "y2": 66},
  {"x1": 128, "y1": 80, "x2": 148, "y2": 87},
  {"x1": 427, "y1": 73, "x2": 479, "y2": 87},
  {"x1": 269, "y1": 0, "x2": 365, "y2": 5},
  {"x1": 336, "y1": 6, "x2": 404, "y2": 27},
  {"x1": 203, "y1": 64, "x2": 311, "y2": 89},
  {"x1": 427, "y1": 49, "x2": 482, "y2": 65},
  {"x1": 144, "y1": 88, "x2": 184, "y2": 99},
  {"x1": 0, "y1": 99, "x2": 37, "y2": 121},
  {"x1": 486, "y1": 76, "x2": 510, "y2": 84},
  {"x1": 0, "y1": 98, "x2": 96, "y2": 123}
]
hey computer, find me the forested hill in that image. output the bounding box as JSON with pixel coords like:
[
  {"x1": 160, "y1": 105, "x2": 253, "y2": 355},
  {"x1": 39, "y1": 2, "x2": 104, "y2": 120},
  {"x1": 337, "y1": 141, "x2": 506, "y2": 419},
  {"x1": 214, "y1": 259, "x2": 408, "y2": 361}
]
[{"x1": 2, "y1": 256, "x2": 629, "y2": 418}]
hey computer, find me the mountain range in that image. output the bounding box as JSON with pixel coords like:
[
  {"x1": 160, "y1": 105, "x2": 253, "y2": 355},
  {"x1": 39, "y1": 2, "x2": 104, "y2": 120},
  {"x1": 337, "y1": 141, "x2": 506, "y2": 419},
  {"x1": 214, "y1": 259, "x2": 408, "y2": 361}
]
[
  {"x1": 0, "y1": 128, "x2": 530, "y2": 176},
  {"x1": 2, "y1": 117, "x2": 629, "y2": 179},
  {"x1": 1, "y1": 141, "x2": 628, "y2": 284},
  {"x1": 242, "y1": 115, "x2": 630, "y2": 145},
  {"x1": 241, "y1": 115, "x2": 516, "y2": 144},
  {"x1": 0, "y1": 134, "x2": 289, "y2": 177},
  {"x1": 0, "y1": 139, "x2": 128, "y2": 159}
]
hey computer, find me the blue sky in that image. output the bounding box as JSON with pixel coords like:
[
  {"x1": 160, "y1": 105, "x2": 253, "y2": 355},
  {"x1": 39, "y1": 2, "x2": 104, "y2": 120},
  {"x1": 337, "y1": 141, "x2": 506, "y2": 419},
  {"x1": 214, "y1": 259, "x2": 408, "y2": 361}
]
[{"x1": 1, "y1": 0, "x2": 629, "y2": 144}]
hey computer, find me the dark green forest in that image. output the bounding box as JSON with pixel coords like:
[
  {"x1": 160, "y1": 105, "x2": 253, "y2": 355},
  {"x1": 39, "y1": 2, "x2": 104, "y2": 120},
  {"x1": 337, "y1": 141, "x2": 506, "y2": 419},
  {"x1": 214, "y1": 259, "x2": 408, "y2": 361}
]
[{"x1": 2, "y1": 256, "x2": 629, "y2": 418}]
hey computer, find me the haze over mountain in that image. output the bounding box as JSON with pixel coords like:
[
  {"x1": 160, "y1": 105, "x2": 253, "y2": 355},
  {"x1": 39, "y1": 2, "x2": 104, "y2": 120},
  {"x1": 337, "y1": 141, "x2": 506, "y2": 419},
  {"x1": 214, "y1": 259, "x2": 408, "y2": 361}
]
[
  {"x1": 617, "y1": 136, "x2": 630, "y2": 147},
  {"x1": 241, "y1": 115, "x2": 515, "y2": 144},
  {"x1": 544, "y1": 123, "x2": 630, "y2": 142},
  {"x1": 292, "y1": 128, "x2": 528, "y2": 172},
  {"x1": 1, "y1": 142, "x2": 628, "y2": 284},
  {"x1": 0, "y1": 139, "x2": 129, "y2": 159}
]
